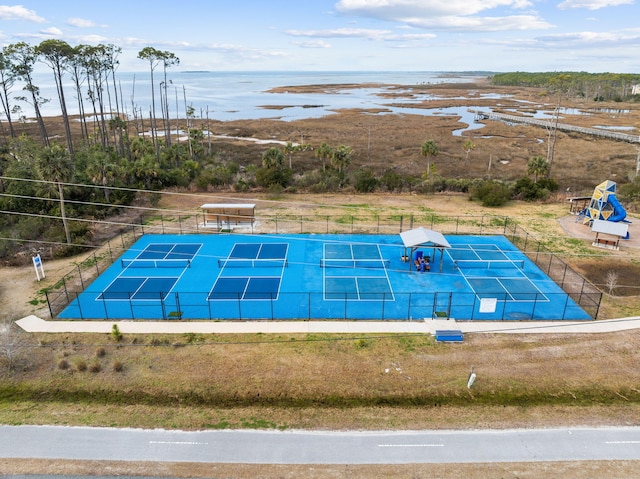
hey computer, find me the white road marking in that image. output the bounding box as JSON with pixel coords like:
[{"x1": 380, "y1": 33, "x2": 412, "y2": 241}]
[
  {"x1": 149, "y1": 441, "x2": 209, "y2": 445},
  {"x1": 605, "y1": 441, "x2": 640, "y2": 444},
  {"x1": 378, "y1": 444, "x2": 444, "y2": 447}
]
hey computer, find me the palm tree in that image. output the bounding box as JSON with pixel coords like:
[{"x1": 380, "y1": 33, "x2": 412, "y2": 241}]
[
  {"x1": 36, "y1": 144, "x2": 74, "y2": 244},
  {"x1": 527, "y1": 155, "x2": 550, "y2": 183},
  {"x1": 462, "y1": 139, "x2": 476, "y2": 164},
  {"x1": 261, "y1": 147, "x2": 284, "y2": 169},
  {"x1": 315, "y1": 142, "x2": 333, "y2": 171},
  {"x1": 331, "y1": 145, "x2": 352, "y2": 175},
  {"x1": 85, "y1": 148, "x2": 118, "y2": 202},
  {"x1": 284, "y1": 142, "x2": 296, "y2": 169},
  {"x1": 420, "y1": 139, "x2": 439, "y2": 177}
]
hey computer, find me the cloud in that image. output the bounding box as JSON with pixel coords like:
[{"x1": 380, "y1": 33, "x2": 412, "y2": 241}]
[
  {"x1": 293, "y1": 40, "x2": 332, "y2": 48},
  {"x1": 287, "y1": 27, "x2": 393, "y2": 40},
  {"x1": 335, "y1": 0, "x2": 552, "y2": 31},
  {"x1": 536, "y1": 30, "x2": 640, "y2": 46},
  {"x1": 13, "y1": 27, "x2": 63, "y2": 41},
  {"x1": 557, "y1": 0, "x2": 634, "y2": 9},
  {"x1": 286, "y1": 27, "x2": 435, "y2": 41},
  {"x1": 66, "y1": 17, "x2": 106, "y2": 28},
  {"x1": 0, "y1": 5, "x2": 45, "y2": 22},
  {"x1": 41, "y1": 27, "x2": 62, "y2": 36}
]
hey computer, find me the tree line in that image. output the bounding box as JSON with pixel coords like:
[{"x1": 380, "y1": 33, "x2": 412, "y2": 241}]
[{"x1": 490, "y1": 71, "x2": 640, "y2": 102}]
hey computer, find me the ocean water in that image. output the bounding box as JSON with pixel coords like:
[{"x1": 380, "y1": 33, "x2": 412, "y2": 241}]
[{"x1": 24, "y1": 70, "x2": 486, "y2": 122}]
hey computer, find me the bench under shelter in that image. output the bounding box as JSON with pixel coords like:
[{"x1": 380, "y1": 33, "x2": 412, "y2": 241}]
[{"x1": 399, "y1": 227, "x2": 451, "y2": 273}]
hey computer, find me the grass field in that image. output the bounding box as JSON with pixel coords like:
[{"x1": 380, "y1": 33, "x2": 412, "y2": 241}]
[{"x1": 3, "y1": 330, "x2": 640, "y2": 430}]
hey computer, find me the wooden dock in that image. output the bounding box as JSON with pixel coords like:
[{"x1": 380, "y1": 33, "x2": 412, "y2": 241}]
[{"x1": 472, "y1": 110, "x2": 640, "y2": 144}]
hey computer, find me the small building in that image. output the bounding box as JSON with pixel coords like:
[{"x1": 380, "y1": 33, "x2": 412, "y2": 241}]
[{"x1": 200, "y1": 203, "x2": 256, "y2": 230}]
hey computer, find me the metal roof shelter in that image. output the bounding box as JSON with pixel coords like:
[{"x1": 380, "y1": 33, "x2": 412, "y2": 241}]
[
  {"x1": 399, "y1": 227, "x2": 451, "y2": 272},
  {"x1": 591, "y1": 219, "x2": 629, "y2": 250},
  {"x1": 200, "y1": 203, "x2": 255, "y2": 230}
]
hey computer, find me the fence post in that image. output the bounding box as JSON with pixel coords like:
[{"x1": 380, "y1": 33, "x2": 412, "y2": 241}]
[
  {"x1": 45, "y1": 291, "x2": 54, "y2": 319},
  {"x1": 270, "y1": 292, "x2": 274, "y2": 320},
  {"x1": 77, "y1": 265, "x2": 84, "y2": 289},
  {"x1": 561, "y1": 293, "x2": 570, "y2": 320},
  {"x1": 593, "y1": 293, "x2": 602, "y2": 319},
  {"x1": 344, "y1": 293, "x2": 348, "y2": 320},
  {"x1": 175, "y1": 292, "x2": 181, "y2": 319}
]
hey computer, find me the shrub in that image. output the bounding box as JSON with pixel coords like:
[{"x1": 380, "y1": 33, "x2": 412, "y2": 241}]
[
  {"x1": 380, "y1": 171, "x2": 403, "y2": 192},
  {"x1": 113, "y1": 360, "x2": 124, "y2": 372},
  {"x1": 111, "y1": 324, "x2": 123, "y2": 342},
  {"x1": 354, "y1": 168, "x2": 379, "y2": 193},
  {"x1": 471, "y1": 180, "x2": 512, "y2": 207},
  {"x1": 57, "y1": 359, "x2": 69, "y2": 370},
  {"x1": 96, "y1": 347, "x2": 106, "y2": 358},
  {"x1": 75, "y1": 359, "x2": 87, "y2": 372},
  {"x1": 89, "y1": 362, "x2": 101, "y2": 373}
]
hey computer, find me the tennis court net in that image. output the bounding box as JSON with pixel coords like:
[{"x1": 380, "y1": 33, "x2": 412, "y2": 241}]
[
  {"x1": 121, "y1": 258, "x2": 191, "y2": 268},
  {"x1": 454, "y1": 259, "x2": 525, "y2": 270},
  {"x1": 320, "y1": 258, "x2": 390, "y2": 269},
  {"x1": 218, "y1": 258, "x2": 288, "y2": 268}
]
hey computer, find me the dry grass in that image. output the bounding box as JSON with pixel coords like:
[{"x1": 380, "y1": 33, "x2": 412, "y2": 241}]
[
  {"x1": 3, "y1": 458, "x2": 640, "y2": 479},
  {"x1": 3, "y1": 330, "x2": 640, "y2": 430}
]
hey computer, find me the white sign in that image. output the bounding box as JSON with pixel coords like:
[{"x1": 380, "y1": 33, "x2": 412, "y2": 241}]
[
  {"x1": 479, "y1": 297, "x2": 497, "y2": 313},
  {"x1": 32, "y1": 254, "x2": 45, "y2": 281}
]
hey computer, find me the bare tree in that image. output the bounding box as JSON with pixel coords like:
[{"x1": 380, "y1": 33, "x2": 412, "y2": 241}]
[
  {"x1": 605, "y1": 270, "x2": 619, "y2": 295},
  {"x1": 547, "y1": 74, "x2": 571, "y2": 177},
  {"x1": 0, "y1": 317, "x2": 29, "y2": 371}
]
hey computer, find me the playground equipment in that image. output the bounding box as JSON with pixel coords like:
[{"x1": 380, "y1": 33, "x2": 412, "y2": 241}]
[
  {"x1": 580, "y1": 179, "x2": 630, "y2": 241},
  {"x1": 582, "y1": 179, "x2": 627, "y2": 224}
]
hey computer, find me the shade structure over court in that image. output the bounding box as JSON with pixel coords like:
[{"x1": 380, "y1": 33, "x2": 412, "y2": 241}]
[
  {"x1": 399, "y1": 227, "x2": 451, "y2": 272},
  {"x1": 200, "y1": 203, "x2": 255, "y2": 229}
]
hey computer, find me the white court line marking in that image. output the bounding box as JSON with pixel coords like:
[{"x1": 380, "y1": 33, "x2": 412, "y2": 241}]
[
  {"x1": 149, "y1": 441, "x2": 209, "y2": 445},
  {"x1": 605, "y1": 441, "x2": 640, "y2": 444},
  {"x1": 378, "y1": 444, "x2": 444, "y2": 447}
]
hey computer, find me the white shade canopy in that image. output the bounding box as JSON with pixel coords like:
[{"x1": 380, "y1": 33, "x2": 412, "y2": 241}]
[{"x1": 400, "y1": 227, "x2": 451, "y2": 249}]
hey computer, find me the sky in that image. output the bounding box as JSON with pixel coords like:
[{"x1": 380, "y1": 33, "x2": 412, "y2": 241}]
[{"x1": 0, "y1": 0, "x2": 639, "y2": 73}]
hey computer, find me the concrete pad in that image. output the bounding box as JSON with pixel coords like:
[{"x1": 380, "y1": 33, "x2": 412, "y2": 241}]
[{"x1": 15, "y1": 315, "x2": 640, "y2": 335}]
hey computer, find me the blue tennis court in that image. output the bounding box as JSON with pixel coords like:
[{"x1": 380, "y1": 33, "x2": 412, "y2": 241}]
[{"x1": 58, "y1": 234, "x2": 593, "y2": 321}]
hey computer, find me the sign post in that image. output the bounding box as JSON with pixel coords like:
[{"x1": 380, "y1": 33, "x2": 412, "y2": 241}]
[{"x1": 32, "y1": 254, "x2": 45, "y2": 281}]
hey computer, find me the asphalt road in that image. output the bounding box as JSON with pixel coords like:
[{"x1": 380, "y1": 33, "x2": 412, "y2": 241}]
[{"x1": 1, "y1": 426, "x2": 640, "y2": 464}]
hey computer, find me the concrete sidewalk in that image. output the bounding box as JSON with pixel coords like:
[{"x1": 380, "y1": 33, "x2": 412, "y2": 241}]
[{"x1": 15, "y1": 315, "x2": 640, "y2": 335}]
